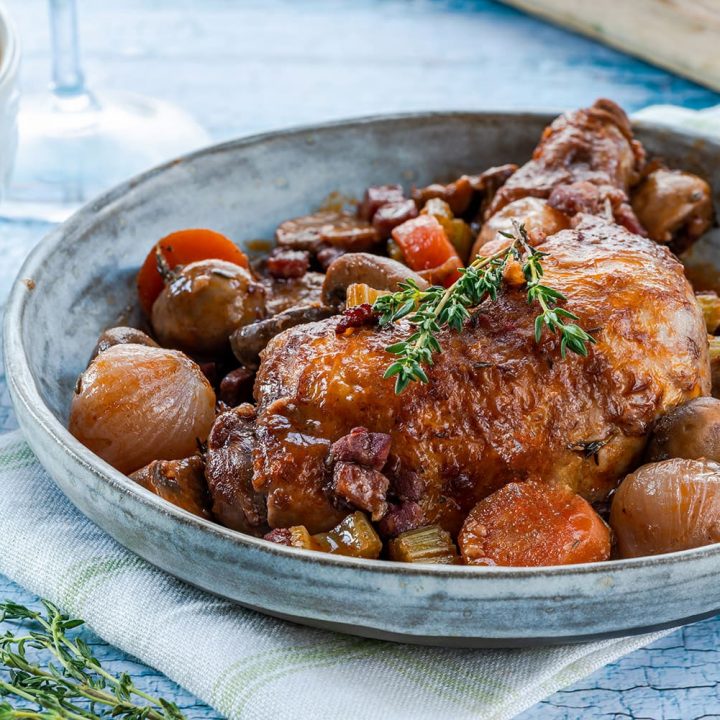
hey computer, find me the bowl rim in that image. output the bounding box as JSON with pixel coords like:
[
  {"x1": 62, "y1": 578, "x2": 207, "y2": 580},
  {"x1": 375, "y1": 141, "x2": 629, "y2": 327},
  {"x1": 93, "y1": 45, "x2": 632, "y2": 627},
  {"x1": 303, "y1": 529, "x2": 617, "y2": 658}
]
[
  {"x1": 6, "y1": 108, "x2": 720, "y2": 582},
  {"x1": 0, "y1": 2, "x2": 20, "y2": 90}
]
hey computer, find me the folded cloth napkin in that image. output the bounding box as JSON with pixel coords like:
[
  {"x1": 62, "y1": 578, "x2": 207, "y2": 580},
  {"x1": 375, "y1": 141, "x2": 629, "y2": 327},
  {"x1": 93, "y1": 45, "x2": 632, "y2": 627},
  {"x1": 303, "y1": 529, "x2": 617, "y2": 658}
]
[
  {"x1": 0, "y1": 431, "x2": 667, "y2": 720},
  {"x1": 633, "y1": 104, "x2": 720, "y2": 140}
]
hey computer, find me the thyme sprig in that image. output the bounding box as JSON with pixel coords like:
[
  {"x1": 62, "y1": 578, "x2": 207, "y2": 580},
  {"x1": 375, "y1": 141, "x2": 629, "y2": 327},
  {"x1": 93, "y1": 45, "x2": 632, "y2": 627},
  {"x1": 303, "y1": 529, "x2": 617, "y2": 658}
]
[
  {"x1": 373, "y1": 222, "x2": 595, "y2": 394},
  {"x1": 0, "y1": 600, "x2": 185, "y2": 720},
  {"x1": 516, "y1": 226, "x2": 597, "y2": 359}
]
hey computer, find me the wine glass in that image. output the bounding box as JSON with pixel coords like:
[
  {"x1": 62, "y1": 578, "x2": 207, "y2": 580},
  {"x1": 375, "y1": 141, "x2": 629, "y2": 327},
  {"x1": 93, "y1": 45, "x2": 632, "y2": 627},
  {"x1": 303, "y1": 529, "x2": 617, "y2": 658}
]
[{"x1": 2, "y1": 0, "x2": 210, "y2": 221}]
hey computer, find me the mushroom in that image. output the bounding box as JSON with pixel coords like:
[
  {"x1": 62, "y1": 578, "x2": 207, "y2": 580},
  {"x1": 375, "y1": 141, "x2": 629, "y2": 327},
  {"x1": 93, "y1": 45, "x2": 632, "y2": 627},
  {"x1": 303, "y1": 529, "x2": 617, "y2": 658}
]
[
  {"x1": 230, "y1": 305, "x2": 336, "y2": 368},
  {"x1": 90, "y1": 326, "x2": 158, "y2": 363},
  {"x1": 151, "y1": 259, "x2": 267, "y2": 356},
  {"x1": 645, "y1": 396, "x2": 720, "y2": 464},
  {"x1": 631, "y1": 167, "x2": 713, "y2": 253},
  {"x1": 321, "y1": 252, "x2": 428, "y2": 306}
]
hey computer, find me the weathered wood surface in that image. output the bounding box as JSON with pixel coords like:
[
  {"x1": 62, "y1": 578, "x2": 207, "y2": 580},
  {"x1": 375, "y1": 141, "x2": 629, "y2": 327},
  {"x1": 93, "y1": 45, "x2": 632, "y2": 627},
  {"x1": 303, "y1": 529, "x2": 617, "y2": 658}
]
[
  {"x1": 501, "y1": 0, "x2": 720, "y2": 92},
  {"x1": 1, "y1": 1, "x2": 720, "y2": 718}
]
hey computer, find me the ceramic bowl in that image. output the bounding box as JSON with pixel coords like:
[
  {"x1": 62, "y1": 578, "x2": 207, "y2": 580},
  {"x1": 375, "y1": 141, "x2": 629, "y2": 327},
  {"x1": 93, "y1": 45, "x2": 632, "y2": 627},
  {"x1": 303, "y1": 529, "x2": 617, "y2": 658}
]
[
  {"x1": 0, "y1": 1, "x2": 19, "y2": 201},
  {"x1": 5, "y1": 112, "x2": 720, "y2": 647}
]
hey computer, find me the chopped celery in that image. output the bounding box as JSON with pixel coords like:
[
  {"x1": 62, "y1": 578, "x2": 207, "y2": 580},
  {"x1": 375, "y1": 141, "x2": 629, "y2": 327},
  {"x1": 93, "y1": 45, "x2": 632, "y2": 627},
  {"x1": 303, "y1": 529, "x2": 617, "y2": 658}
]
[
  {"x1": 388, "y1": 525, "x2": 459, "y2": 564},
  {"x1": 697, "y1": 293, "x2": 720, "y2": 334},
  {"x1": 346, "y1": 283, "x2": 389, "y2": 308},
  {"x1": 314, "y1": 512, "x2": 382, "y2": 559},
  {"x1": 287, "y1": 525, "x2": 322, "y2": 551}
]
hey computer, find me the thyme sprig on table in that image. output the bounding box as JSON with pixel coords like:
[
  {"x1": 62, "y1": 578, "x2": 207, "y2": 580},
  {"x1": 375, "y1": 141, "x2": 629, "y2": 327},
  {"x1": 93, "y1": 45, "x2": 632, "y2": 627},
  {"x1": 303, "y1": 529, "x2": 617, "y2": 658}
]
[
  {"x1": 373, "y1": 222, "x2": 596, "y2": 394},
  {"x1": 0, "y1": 600, "x2": 185, "y2": 720}
]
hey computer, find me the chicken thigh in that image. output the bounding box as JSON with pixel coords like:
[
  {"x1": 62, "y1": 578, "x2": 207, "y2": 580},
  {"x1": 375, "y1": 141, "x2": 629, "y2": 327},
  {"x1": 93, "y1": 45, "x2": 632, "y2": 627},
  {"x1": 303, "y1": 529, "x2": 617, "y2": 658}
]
[{"x1": 254, "y1": 218, "x2": 709, "y2": 534}]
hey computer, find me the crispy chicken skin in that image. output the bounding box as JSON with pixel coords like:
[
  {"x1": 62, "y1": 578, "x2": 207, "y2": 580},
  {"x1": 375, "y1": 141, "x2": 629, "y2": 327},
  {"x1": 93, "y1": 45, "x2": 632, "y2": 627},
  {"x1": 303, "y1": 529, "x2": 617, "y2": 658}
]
[{"x1": 254, "y1": 218, "x2": 709, "y2": 534}]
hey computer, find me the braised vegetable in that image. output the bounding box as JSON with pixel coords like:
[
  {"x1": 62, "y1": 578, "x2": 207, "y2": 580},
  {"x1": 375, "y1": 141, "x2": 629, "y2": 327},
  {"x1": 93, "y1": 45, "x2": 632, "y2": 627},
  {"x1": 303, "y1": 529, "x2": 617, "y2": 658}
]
[
  {"x1": 346, "y1": 283, "x2": 389, "y2": 307},
  {"x1": 230, "y1": 305, "x2": 336, "y2": 368},
  {"x1": 90, "y1": 326, "x2": 158, "y2": 362},
  {"x1": 136, "y1": 228, "x2": 249, "y2": 315},
  {"x1": 631, "y1": 167, "x2": 713, "y2": 252},
  {"x1": 287, "y1": 525, "x2": 322, "y2": 550},
  {"x1": 421, "y1": 198, "x2": 473, "y2": 262},
  {"x1": 610, "y1": 458, "x2": 720, "y2": 558},
  {"x1": 266, "y1": 512, "x2": 382, "y2": 559},
  {"x1": 130, "y1": 455, "x2": 212, "y2": 520},
  {"x1": 391, "y1": 215, "x2": 462, "y2": 284},
  {"x1": 264, "y1": 271, "x2": 324, "y2": 315},
  {"x1": 645, "y1": 397, "x2": 720, "y2": 463},
  {"x1": 459, "y1": 480, "x2": 611, "y2": 566},
  {"x1": 710, "y1": 335, "x2": 720, "y2": 399},
  {"x1": 388, "y1": 525, "x2": 458, "y2": 564},
  {"x1": 151, "y1": 259, "x2": 266, "y2": 355},
  {"x1": 321, "y1": 252, "x2": 428, "y2": 306},
  {"x1": 697, "y1": 292, "x2": 720, "y2": 334},
  {"x1": 69, "y1": 344, "x2": 216, "y2": 474},
  {"x1": 314, "y1": 512, "x2": 383, "y2": 558}
]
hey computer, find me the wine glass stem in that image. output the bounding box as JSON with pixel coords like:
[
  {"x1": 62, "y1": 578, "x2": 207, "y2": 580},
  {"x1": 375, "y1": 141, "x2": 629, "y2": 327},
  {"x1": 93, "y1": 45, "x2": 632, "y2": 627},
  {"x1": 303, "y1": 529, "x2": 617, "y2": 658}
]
[{"x1": 48, "y1": 0, "x2": 86, "y2": 97}]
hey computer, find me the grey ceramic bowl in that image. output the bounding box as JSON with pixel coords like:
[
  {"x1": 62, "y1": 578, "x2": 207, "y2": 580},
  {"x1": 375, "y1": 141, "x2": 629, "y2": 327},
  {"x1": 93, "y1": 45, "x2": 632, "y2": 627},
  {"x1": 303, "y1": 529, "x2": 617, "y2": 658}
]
[{"x1": 5, "y1": 112, "x2": 720, "y2": 647}]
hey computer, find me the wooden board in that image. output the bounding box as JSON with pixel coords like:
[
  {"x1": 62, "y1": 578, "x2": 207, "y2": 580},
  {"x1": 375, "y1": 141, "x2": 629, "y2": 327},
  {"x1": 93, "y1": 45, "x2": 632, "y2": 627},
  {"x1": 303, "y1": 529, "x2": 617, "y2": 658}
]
[{"x1": 501, "y1": 0, "x2": 720, "y2": 92}]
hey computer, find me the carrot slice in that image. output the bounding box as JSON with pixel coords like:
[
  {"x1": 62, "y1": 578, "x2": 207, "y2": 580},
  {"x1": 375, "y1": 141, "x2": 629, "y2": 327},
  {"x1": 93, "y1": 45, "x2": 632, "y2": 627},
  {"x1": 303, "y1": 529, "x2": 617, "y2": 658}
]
[
  {"x1": 391, "y1": 215, "x2": 462, "y2": 285},
  {"x1": 136, "y1": 229, "x2": 249, "y2": 315},
  {"x1": 458, "y1": 480, "x2": 611, "y2": 567}
]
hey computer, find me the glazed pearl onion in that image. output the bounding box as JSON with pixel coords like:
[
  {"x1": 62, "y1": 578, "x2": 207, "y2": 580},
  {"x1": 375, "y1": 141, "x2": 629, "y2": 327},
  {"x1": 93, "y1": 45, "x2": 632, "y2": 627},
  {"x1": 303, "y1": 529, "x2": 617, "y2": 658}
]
[
  {"x1": 69, "y1": 343, "x2": 216, "y2": 474},
  {"x1": 610, "y1": 458, "x2": 720, "y2": 558}
]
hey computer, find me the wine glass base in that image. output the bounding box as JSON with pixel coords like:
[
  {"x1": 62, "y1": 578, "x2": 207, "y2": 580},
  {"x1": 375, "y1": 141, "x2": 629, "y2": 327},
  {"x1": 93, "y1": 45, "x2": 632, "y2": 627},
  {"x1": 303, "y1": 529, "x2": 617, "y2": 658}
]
[{"x1": 1, "y1": 90, "x2": 210, "y2": 222}]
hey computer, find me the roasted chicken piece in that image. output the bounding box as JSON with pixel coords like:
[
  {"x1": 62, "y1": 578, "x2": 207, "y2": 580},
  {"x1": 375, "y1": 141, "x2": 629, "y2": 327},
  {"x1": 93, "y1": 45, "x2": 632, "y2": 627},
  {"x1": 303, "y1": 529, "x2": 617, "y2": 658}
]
[
  {"x1": 488, "y1": 99, "x2": 644, "y2": 216},
  {"x1": 205, "y1": 403, "x2": 268, "y2": 535},
  {"x1": 254, "y1": 219, "x2": 709, "y2": 534},
  {"x1": 631, "y1": 167, "x2": 714, "y2": 253},
  {"x1": 474, "y1": 99, "x2": 645, "y2": 257},
  {"x1": 474, "y1": 196, "x2": 570, "y2": 251}
]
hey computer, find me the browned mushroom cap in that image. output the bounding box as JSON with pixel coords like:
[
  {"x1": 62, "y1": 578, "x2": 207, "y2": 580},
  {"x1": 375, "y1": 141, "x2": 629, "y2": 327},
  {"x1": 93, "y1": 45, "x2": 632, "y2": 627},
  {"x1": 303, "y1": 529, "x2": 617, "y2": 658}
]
[
  {"x1": 90, "y1": 326, "x2": 158, "y2": 363},
  {"x1": 230, "y1": 305, "x2": 337, "y2": 368},
  {"x1": 321, "y1": 252, "x2": 429, "y2": 306},
  {"x1": 631, "y1": 168, "x2": 714, "y2": 253},
  {"x1": 130, "y1": 455, "x2": 213, "y2": 520}
]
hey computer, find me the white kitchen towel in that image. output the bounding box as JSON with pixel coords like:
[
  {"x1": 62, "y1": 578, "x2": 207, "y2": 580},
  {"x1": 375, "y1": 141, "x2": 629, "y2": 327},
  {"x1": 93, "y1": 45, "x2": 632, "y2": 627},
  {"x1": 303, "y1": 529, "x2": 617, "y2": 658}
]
[
  {"x1": 0, "y1": 431, "x2": 667, "y2": 720},
  {"x1": 633, "y1": 103, "x2": 720, "y2": 139}
]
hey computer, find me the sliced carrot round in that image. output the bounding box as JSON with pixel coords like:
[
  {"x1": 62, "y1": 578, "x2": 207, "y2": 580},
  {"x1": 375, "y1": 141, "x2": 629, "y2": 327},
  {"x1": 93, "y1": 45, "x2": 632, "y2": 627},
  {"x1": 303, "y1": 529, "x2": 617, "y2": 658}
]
[
  {"x1": 458, "y1": 480, "x2": 611, "y2": 567},
  {"x1": 136, "y1": 229, "x2": 249, "y2": 315}
]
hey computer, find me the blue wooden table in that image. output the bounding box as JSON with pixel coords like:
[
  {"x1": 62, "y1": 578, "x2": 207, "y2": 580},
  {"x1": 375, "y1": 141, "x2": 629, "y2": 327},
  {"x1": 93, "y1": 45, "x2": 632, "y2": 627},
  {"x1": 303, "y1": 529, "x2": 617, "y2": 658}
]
[{"x1": 2, "y1": 2, "x2": 720, "y2": 718}]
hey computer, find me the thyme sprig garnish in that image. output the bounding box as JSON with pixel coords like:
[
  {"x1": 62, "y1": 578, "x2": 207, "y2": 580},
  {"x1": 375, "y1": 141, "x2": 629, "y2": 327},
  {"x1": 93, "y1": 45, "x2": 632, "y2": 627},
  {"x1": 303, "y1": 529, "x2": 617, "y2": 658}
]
[
  {"x1": 517, "y1": 227, "x2": 597, "y2": 359},
  {"x1": 373, "y1": 222, "x2": 595, "y2": 394},
  {"x1": 0, "y1": 600, "x2": 185, "y2": 720}
]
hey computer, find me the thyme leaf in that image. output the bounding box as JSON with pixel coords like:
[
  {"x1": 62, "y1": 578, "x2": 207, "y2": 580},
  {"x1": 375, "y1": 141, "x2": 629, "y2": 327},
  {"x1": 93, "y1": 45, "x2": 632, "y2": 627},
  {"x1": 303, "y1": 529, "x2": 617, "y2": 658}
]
[{"x1": 0, "y1": 601, "x2": 185, "y2": 720}]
